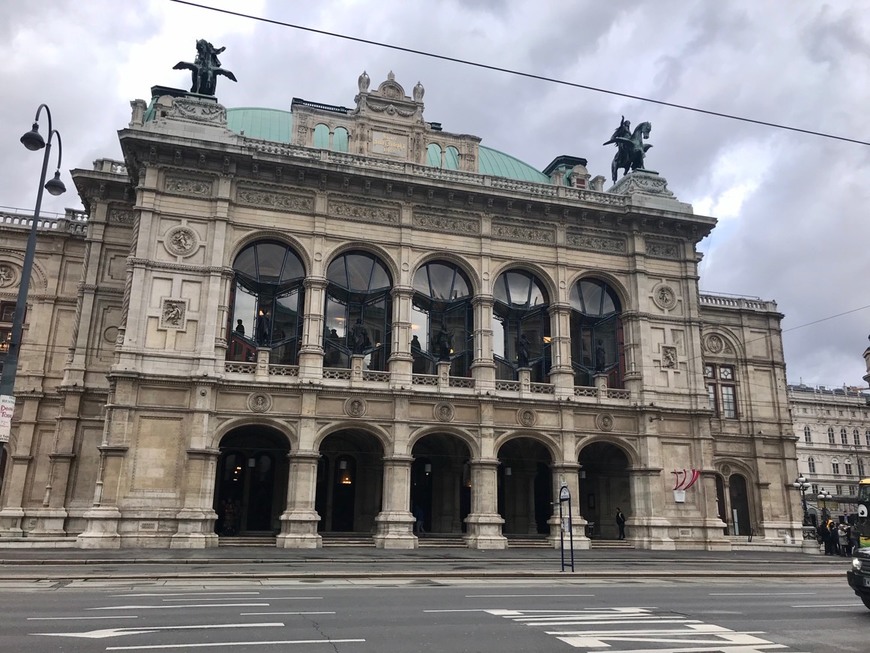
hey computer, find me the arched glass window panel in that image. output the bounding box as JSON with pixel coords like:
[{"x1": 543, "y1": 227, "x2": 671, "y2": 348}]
[
  {"x1": 426, "y1": 143, "x2": 442, "y2": 167},
  {"x1": 334, "y1": 127, "x2": 349, "y2": 152},
  {"x1": 828, "y1": 427, "x2": 835, "y2": 444},
  {"x1": 324, "y1": 251, "x2": 393, "y2": 371},
  {"x1": 411, "y1": 261, "x2": 473, "y2": 377},
  {"x1": 569, "y1": 278, "x2": 623, "y2": 388},
  {"x1": 803, "y1": 426, "x2": 811, "y2": 443},
  {"x1": 229, "y1": 241, "x2": 306, "y2": 365},
  {"x1": 445, "y1": 146, "x2": 460, "y2": 170},
  {"x1": 313, "y1": 123, "x2": 330, "y2": 148},
  {"x1": 808, "y1": 457, "x2": 816, "y2": 474},
  {"x1": 492, "y1": 269, "x2": 550, "y2": 382},
  {"x1": 841, "y1": 428, "x2": 849, "y2": 445},
  {"x1": 854, "y1": 429, "x2": 861, "y2": 446}
]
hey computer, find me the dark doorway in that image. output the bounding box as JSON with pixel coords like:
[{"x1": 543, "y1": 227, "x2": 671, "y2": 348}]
[
  {"x1": 578, "y1": 442, "x2": 630, "y2": 539},
  {"x1": 214, "y1": 426, "x2": 289, "y2": 536},
  {"x1": 411, "y1": 434, "x2": 472, "y2": 535},
  {"x1": 497, "y1": 438, "x2": 553, "y2": 535},
  {"x1": 728, "y1": 473, "x2": 752, "y2": 536},
  {"x1": 316, "y1": 430, "x2": 384, "y2": 533}
]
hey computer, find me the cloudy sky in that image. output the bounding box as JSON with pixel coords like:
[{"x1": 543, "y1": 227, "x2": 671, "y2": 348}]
[{"x1": 1, "y1": 0, "x2": 868, "y2": 387}]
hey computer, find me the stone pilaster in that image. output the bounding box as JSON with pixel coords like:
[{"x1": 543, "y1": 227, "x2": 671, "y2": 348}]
[
  {"x1": 277, "y1": 450, "x2": 322, "y2": 548},
  {"x1": 374, "y1": 454, "x2": 416, "y2": 549},
  {"x1": 464, "y1": 458, "x2": 506, "y2": 549}
]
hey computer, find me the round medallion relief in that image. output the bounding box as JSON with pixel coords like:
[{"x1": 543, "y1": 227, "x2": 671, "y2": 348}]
[
  {"x1": 652, "y1": 284, "x2": 678, "y2": 310},
  {"x1": 164, "y1": 226, "x2": 198, "y2": 257},
  {"x1": 103, "y1": 326, "x2": 119, "y2": 343},
  {"x1": 247, "y1": 392, "x2": 272, "y2": 413},
  {"x1": 595, "y1": 413, "x2": 615, "y2": 432},
  {"x1": 517, "y1": 408, "x2": 537, "y2": 427},
  {"x1": 0, "y1": 262, "x2": 19, "y2": 289},
  {"x1": 345, "y1": 398, "x2": 367, "y2": 418},
  {"x1": 704, "y1": 334, "x2": 725, "y2": 354},
  {"x1": 434, "y1": 402, "x2": 455, "y2": 422}
]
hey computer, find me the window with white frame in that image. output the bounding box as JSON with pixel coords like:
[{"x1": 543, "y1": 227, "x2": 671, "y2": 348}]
[
  {"x1": 808, "y1": 457, "x2": 816, "y2": 474},
  {"x1": 832, "y1": 459, "x2": 840, "y2": 475},
  {"x1": 828, "y1": 427, "x2": 835, "y2": 444},
  {"x1": 845, "y1": 461, "x2": 853, "y2": 476},
  {"x1": 854, "y1": 429, "x2": 861, "y2": 446},
  {"x1": 841, "y1": 427, "x2": 849, "y2": 445},
  {"x1": 704, "y1": 363, "x2": 737, "y2": 418},
  {"x1": 804, "y1": 426, "x2": 812, "y2": 444}
]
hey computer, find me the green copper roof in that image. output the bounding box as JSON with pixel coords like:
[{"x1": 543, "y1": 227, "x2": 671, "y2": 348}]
[{"x1": 225, "y1": 108, "x2": 549, "y2": 183}]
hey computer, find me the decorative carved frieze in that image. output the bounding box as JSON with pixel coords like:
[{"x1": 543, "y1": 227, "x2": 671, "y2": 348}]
[
  {"x1": 566, "y1": 231, "x2": 625, "y2": 253},
  {"x1": 160, "y1": 299, "x2": 187, "y2": 329},
  {"x1": 108, "y1": 208, "x2": 136, "y2": 225},
  {"x1": 491, "y1": 221, "x2": 554, "y2": 244},
  {"x1": 610, "y1": 170, "x2": 675, "y2": 198},
  {"x1": 167, "y1": 98, "x2": 227, "y2": 125},
  {"x1": 236, "y1": 186, "x2": 314, "y2": 213},
  {"x1": 0, "y1": 262, "x2": 19, "y2": 288},
  {"x1": 164, "y1": 175, "x2": 212, "y2": 197},
  {"x1": 413, "y1": 210, "x2": 480, "y2": 235},
  {"x1": 328, "y1": 198, "x2": 399, "y2": 225},
  {"x1": 645, "y1": 239, "x2": 680, "y2": 260}
]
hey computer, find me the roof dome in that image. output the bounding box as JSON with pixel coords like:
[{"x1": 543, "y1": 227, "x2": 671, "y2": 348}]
[{"x1": 225, "y1": 108, "x2": 549, "y2": 184}]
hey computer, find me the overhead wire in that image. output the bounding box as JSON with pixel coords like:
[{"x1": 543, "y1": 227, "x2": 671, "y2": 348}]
[{"x1": 169, "y1": 0, "x2": 870, "y2": 147}]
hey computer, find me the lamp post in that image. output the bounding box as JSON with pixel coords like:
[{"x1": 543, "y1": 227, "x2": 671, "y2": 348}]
[
  {"x1": 818, "y1": 489, "x2": 833, "y2": 523},
  {"x1": 792, "y1": 475, "x2": 811, "y2": 526},
  {"x1": 0, "y1": 104, "x2": 65, "y2": 440}
]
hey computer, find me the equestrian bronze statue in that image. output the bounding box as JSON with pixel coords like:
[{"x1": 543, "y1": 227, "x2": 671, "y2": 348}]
[
  {"x1": 603, "y1": 116, "x2": 653, "y2": 182},
  {"x1": 173, "y1": 39, "x2": 237, "y2": 96}
]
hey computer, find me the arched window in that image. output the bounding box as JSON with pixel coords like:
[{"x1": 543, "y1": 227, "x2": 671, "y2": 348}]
[
  {"x1": 803, "y1": 426, "x2": 812, "y2": 444},
  {"x1": 228, "y1": 240, "x2": 305, "y2": 364},
  {"x1": 334, "y1": 127, "x2": 349, "y2": 153},
  {"x1": 828, "y1": 427, "x2": 835, "y2": 444},
  {"x1": 426, "y1": 143, "x2": 442, "y2": 166},
  {"x1": 492, "y1": 269, "x2": 550, "y2": 382},
  {"x1": 841, "y1": 427, "x2": 848, "y2": 445},
  {"x1": 324, "y1": 251, "x2": 392, "y2": 371},
  {"x1": 569, "y1": 278, "x2": 623, "y2": 388},
  {"x1": 854, "y1": 429, "x2": 861, "y2": 446},
  {"x1": 832, "y1": 459, "x2": 840, "y2": 475},
  {"x1": 411, "y1": 261, "x2": 473, "y2": 376},
  {"x1": 445, "y1": 146, "x2": 460, "y2": 169},
  {"x1": 808, "y1": 457, "x2": 816, "y2": 474},
  {"x1": 313, "y1": 124, "x2": 330, "y2": 148}
]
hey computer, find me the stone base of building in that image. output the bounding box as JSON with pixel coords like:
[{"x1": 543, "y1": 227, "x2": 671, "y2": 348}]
[
  {"x1": 0, "y1": 507, "x2": 26, "y2": 537},
  {"x1": 28, "y1": 508, "x2": 69, "y2": 536},
  {"x1": 76, "y1": 507, "x2": 122, "y2": 549},
  {"x1": 464, "y1": 513, "x2": 508, "y2": 549},
  {"x1": 277, "y1": 510, "x2": 322, "y2": 548},
  {"x1": 374, "y1": 511, "x2": 417, "y2": 549},
  {"x1": 170, "y1": 509, "x2": 219, "y2": 549}
]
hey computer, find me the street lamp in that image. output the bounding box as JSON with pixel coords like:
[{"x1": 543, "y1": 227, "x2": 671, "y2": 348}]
[
  {"x1": 818, "y1": 489, "x2": 833, "y2": 523},
  {"x1": 0, "y1": 104, "x2": 65, "y2": 432},
  {"x1": 792, "y1": 475, "x2": 811, "y2": 526}
]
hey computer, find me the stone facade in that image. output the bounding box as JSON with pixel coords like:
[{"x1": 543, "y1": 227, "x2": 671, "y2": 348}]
[{"x1": 0, "y1": 73, "x2": 802, "y2": 550}]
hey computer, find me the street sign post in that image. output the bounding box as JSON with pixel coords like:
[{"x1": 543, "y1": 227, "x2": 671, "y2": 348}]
[{"x1": 558, "y1": 484, "x2": 574, "y2": 572}]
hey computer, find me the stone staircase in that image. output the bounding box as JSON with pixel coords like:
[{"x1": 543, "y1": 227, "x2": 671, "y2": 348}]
[
  {"x1": 218, "y1": 535, "x2": 277, "y2": 547},
  {"x1": 590, "y1": 538, "x2": 635, "y2": 549}
]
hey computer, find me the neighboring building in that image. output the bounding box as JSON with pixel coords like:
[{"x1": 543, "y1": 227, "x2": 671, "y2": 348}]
[
  {"x1": 791, "y1": 383, "x2": 870, "y2": 521},
  {"x1": 0, "y1": 71, "x2": 800, "y2": 550}
]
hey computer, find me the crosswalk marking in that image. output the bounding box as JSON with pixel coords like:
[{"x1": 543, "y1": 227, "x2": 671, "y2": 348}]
[{"x1": 484, "y1": 607, "x2": 807, "y2": 652}]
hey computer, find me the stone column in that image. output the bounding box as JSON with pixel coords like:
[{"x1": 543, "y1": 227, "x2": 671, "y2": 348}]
[
  {"x1": 550, "y1": 463, "x2": 589, "y2": 550},
  {"x1": 77, "y1": 445, "x2": 128, "y2": 549},
  {"x1": 389, "y1": 286, "x2": 414, "y2": 387},
  {"x1": 548, "y1": 304, "x2": 575, "y2": 396},
  {"x1": 464, "y1": 458, "x2": 506, "y2": 549},
  {"x1": 374, "y1": 454, "x2": 416, "y2": 549},
  {"x1": 298, "y1": 277, "x2": 327, "y2": 381},
  {"x1": 470, "y1": 296, "x2": 495, "y2": 392},
  {"x1": 170, "y1": 448, "x2": 220, "y2": 549},
  {"x1": 277, "y1": 450, "x2": 322, "y2": 549}
]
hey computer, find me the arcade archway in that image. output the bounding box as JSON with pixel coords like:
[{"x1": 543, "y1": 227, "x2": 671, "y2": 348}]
[
  {"x1": 214, "y1": 425, "x2": 290, "y2": 536},
  {"x1": 411, "y1": 434, "x2": 471, "y2": 535},
  {"x1": 579, "y1": 441, "x2": 630, "y2": 539},
  {"x1": 497, "y1": 438, "x2": 553, "y2": 536},
  {"x1": 316, "y1": 430, "x2": 384, "y2": 533}
]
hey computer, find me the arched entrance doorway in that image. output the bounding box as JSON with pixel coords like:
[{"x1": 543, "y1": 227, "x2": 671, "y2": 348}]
[
  {"x1": 579, "y1": 442, "x2": 630, "y2": 540},
  {"x1": 214, "y1": 425, "x2": 290, "y2": 537},
  {"x1": 715, "y1": 472, "x2": 752, "y2": 536},
  {"x1": 316, "y1": 430, "x2": 384, "y2": 533},
  {"x1": 497, "y1": 438, "x2": 553, "y2": 536},
  {"x1": 411, "y1": 434, "x2": 471, "y2": 535}
]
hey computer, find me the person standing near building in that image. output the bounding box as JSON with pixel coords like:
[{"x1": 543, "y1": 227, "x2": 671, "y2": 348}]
[{"x1": 615, "y1": 507, "x2": 627, "y2": 540}]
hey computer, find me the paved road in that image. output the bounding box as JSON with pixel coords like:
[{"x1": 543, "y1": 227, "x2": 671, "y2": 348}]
[{"x1": 2, "y1": 576, "x2": 867, "y2": 652}]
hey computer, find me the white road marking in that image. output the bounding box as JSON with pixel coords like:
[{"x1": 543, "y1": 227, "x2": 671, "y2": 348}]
[
  {"x1": 709, "y1": 592, "x2": 814, "y2": 597},
  {"x1": 32, "y1": 622, "x2": 283, "y2": 640},
  {"x1": 27, "y1": 616, "x2": 138, "y2": 621},
  {"x1": 424, "y1": 609, "x2": 488, "y2": 613},
  {"x1": 105, "y1": 639, "x2": 366, "y2": 650},
  {"x1": 791, "y1": 603, "x2": 861, "y2": 608},
  {"x1": 239, "y1": 612, "x2": 335, "y2": 617},
  {"x1": 113, "y1": 592, "x2": 261, "y2": 597},
  {"x1": 465, "y1": 594, "x2": 595, "y2": 598},
  {"x1": 87, "y1": 603, "x2": 270, "y2": 610}
]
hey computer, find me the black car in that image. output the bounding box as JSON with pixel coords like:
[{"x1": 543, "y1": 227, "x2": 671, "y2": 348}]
[{"x1": 847, "y1": 547, "x2": 870, "y2": 609}]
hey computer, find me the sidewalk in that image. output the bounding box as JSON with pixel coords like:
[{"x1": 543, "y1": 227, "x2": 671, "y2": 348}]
[{"x1": 0, "y1": 545, "x2": 852, "y2": 580}]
